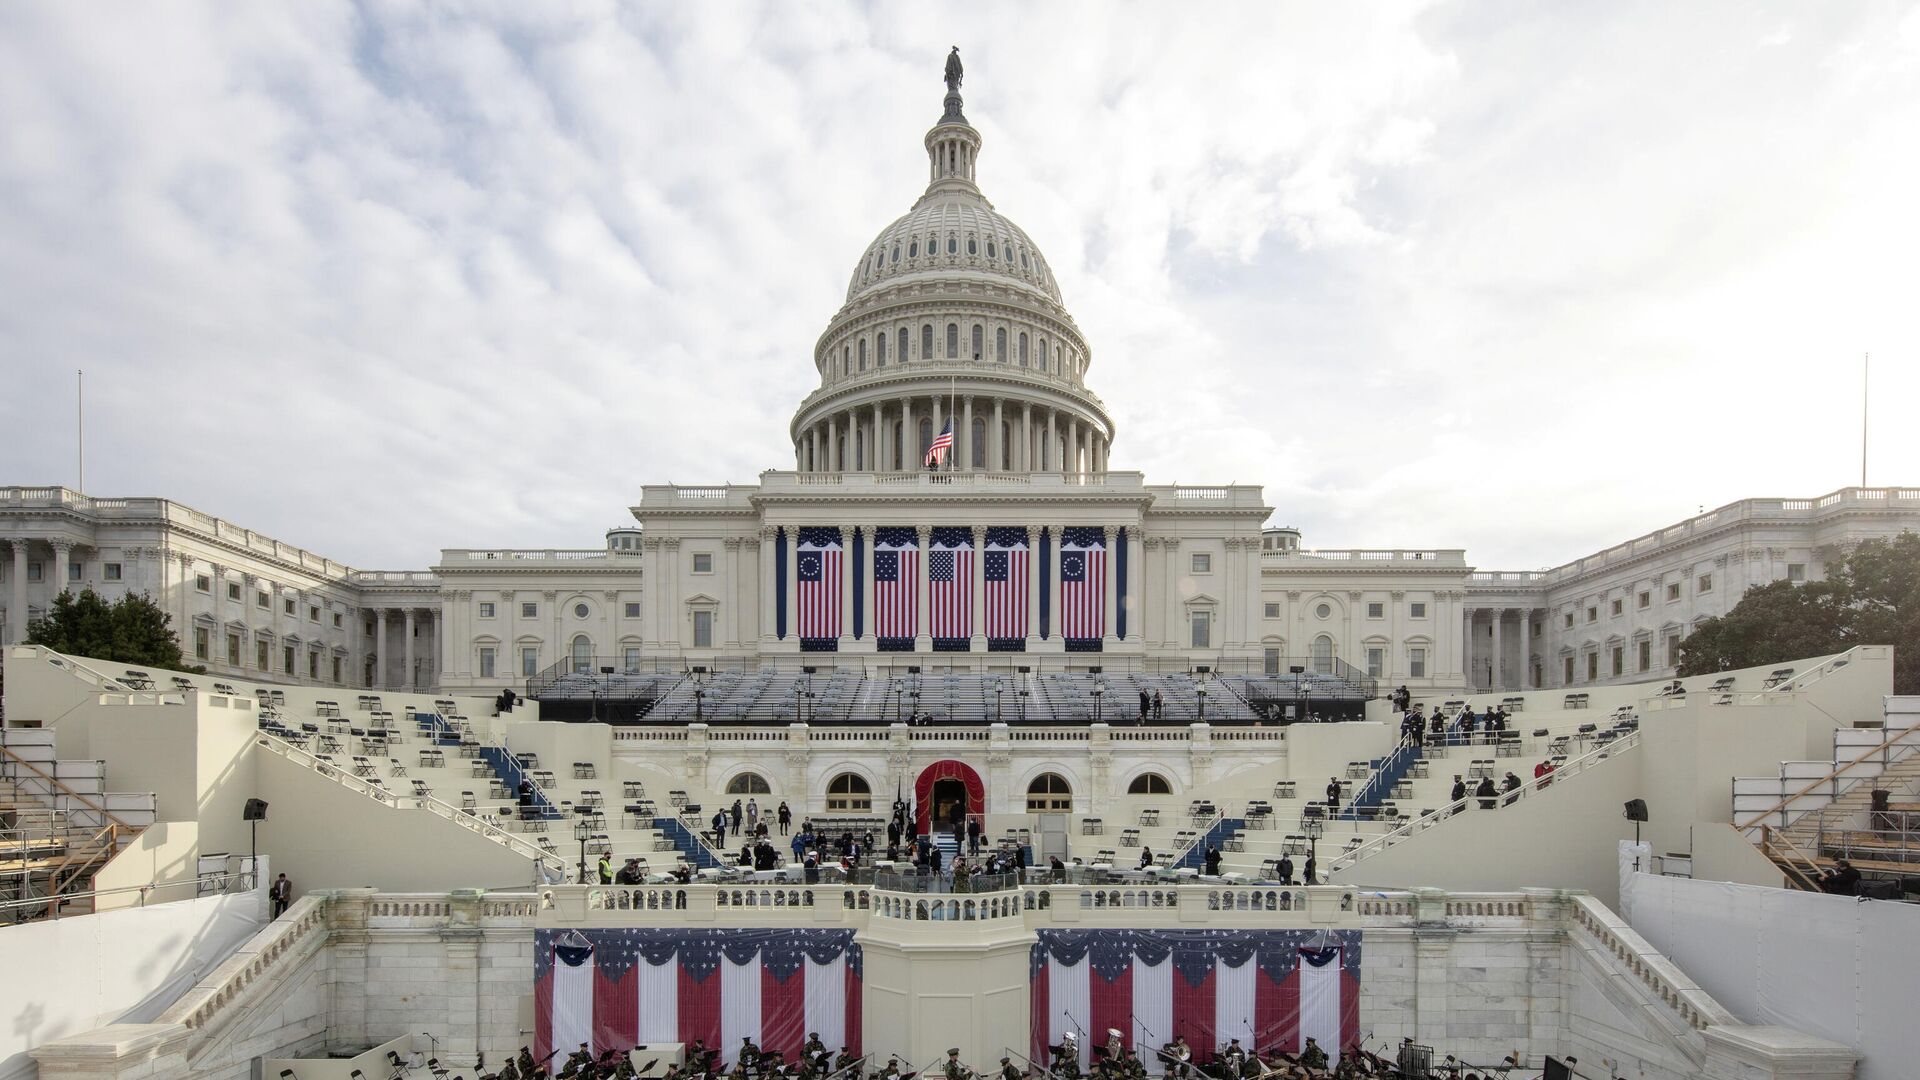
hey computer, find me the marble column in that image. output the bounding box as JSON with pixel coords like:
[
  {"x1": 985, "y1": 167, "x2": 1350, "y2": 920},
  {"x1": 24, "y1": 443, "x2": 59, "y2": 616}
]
[
  {"x1": 1519, "y1": 609, "x2": 1533, "y2": 688},
  {"x1": 826, "y1": 415, "x2": 838, "y2": 471},
  {"x1": 900, "y1": 397, "x2": 914, "y2": 470},
  {"x1": 758, "y1": 528, "x2": 777, "y2": 644},
  {"x1": 915, "y1": 525, "x2": 932, "y2": 650},
  {"x1": 1020, "y1": 403, "x2": 1033, "y2": 471},
  {"x1": 50, "y1": 540, "x2": 73, "y2": 597},
  {"x1": 1102, "y1": 525, "x2": 1119, "y2": 646},
  {"x1": 1461, "y1": 607, "x2": 1475, "y2": 691},
  {"x1": 961, "y1": 396, "x2": 974, "y2": 470},
  {"x1": 8, "y1": 541, "x2": 27, "y2": 644},
  {"x1": 1045, "y1": 410, "x2": 1058, "y2": 473},
  {"x1": 404, "y1": 608, "x2": 417, "y2": 692},
  {"x1": 839, "y1": 527, "x2": 855, "y2": 647},
  {"x1": 378, "y1": 609, "x2": 392, "y2": 690},
  {"x1": 1025, "y1": 526, "x2": 1042, "y2": 645},
  {"x1": 1491, "y1": 610, "x2": 1505, "y2": 692},
  {"x1": 1164, "y1": 540, "x2": 1182, "y2": 649},
  {"x1": 969, "y1": 525, "x2": 987, "y2": 651},
  {"x1": 991, "y1": 398, "x2": 1004, "y2": 471}
]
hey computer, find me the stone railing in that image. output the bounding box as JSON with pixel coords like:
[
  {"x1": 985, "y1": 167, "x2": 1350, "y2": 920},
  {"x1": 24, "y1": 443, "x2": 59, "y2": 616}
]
[
  {"x1": 160, "y1": 895, "x2": 330, "y2": 1033},
  {"x1": 1567, "y1": 893, "x2": 1737, "y2": 1035}
]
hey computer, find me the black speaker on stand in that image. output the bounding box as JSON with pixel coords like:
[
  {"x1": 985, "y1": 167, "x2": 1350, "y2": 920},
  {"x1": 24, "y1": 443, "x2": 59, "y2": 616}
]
[{"x1": 242, "y1": 798, "x2": 269, "y2": 888}]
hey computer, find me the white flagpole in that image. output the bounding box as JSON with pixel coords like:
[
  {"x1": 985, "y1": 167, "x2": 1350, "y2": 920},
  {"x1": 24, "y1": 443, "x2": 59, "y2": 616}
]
[
  {"x1": 77, "y1": 368, "x2": 85, "y2": 494},
  {"x1": 949, "y1": 375, "x2": 957, "y2": 471},
  {"x1": 1861, "y1": 352, "x2": 1869, "y2": 488}
]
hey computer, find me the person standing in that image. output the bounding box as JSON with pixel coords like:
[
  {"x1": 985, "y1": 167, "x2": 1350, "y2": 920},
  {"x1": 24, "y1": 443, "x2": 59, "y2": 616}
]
[
  {"x1": 1450, "y1": 775, "x2": 1468, "y2": 803},
  {"x1": 966, "y1": 816, "x2": 982, "y2": 856},
  {"x1": 1203, "y1": 846, "x2": 1222, "y2": 876},
  {"x1": 1276, "y1": 855, "x2": 1294, "y2": 885},
  {"x1": 597, "y1": 852, "x2": 615, "y2": 884},
  {"x1": 730, "y1": 799, "x2": 743, "y2": 837},
  {"x1": 777, "y1": 801, "x2": 791, "y2": 836},
  {"x1": 1152, "y1": 690, "x2": 1164, "y2": 720},
  {"x1": 746, "y1": 798, "x2": 759, "y2": 836},
  {"x1": 269, "y1": 872, "x2": 293, "y2": 918},
  {"x1": 1325, "y1": 777, "x2": 1342, "y2": 815},
  {"x1": 1139, "y1": 689, "x2": 1151, "y2": 722},
  {"x1": 1302, "y1": 852, "x2": 1317, "y2": 886}
]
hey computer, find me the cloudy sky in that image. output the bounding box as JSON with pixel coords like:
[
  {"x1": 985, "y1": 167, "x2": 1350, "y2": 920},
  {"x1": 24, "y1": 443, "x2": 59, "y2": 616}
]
[{"x1": 3, "y1": 2, "x2": 1917, "y2": 572}]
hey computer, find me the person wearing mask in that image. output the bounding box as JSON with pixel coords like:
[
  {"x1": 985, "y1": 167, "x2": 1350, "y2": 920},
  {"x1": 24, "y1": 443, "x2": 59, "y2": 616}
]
[
  {"x1": 1476, "y1": 776, "x2": 1498, "y2": 809},
  {"x1": 777, "y1": 801, "x2": 791, "y2": 836},
  {"x1": 1451, "y1": 775, "x2": 1468, "y2": 803},
  {"x1": 269, "y1": 872, "x2": 293, "y2": 918}
]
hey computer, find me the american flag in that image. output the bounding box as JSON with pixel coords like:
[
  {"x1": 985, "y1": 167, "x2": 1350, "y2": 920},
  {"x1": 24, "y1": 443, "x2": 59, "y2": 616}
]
[
  {"x1": 985, "y1": 526, "x2": 1029, "y2": 645},
  {"x1": 1060, "y1": 526, "x2": 1106, "y2": 643},
  {"x1": 872, "y1": 527, "x2": 917, "y2": 647},
  {"x1": 797, "y1": 527, "x2": 842, "y2": 643},
  {"x1": 924, "y1": 418, "x2": 953, "y2": 468},
  {"x1": 929, "y1": 527, "x2": 973, "y2": 643}
]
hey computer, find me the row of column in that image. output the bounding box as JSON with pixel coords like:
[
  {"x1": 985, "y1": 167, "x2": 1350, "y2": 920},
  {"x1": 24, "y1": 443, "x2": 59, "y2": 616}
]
[
  {"x1": 753, "y1": 525, "x2": 1131, "y2": 648},
  {"x1": 797, "y1": 394, "x2": 1110, "y2": 474},
  {"x1": 367, "y1": 607, "x2": 437, "y2": 692},
  {"x1": 1463, "y1": 606, "x2": 1539, "y2": 692},
  {"x1": 5, "y1": 538, "x2": 78, "y2": 643}
]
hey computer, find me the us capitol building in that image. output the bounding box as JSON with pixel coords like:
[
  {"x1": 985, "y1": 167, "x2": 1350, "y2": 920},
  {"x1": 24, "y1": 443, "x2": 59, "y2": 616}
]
[{"x1": 3, "y1": 62, "x2": 1917, "y2": 703}]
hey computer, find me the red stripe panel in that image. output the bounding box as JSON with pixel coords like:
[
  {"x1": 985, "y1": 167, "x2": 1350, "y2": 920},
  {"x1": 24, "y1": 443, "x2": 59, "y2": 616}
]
[
  {"x1": 1171, "y1": 967, "x2": 1215, "y2": 1063},
  {"x1": 1340, "y1": 970, "x2": 1361, "y2": 1057},
  {"x1": 1090, "y1": 962, "x2": 1134, "y2": 1056},
  {"x1": 596, "y1": 966, "x2": 639, "y2": 1054},
  {"x1": 678, "y1": 965, "x2": 722, "y2": 1054},
  {"x1": 761, "y1": 964, "x2": 805, "y2": 1062},
  {"x1": 1254, "y1": 966, "x2": 1297, "y2": 1058},
  {"x1": 844, "y1": 963, "x2": 863, "y2": 1057},
  {"x1": 534, "y1": 967, "x2": 554, "y2": 1066},
  {"x1": 1031, "y1": 958, "x2": 1051, "y2": 1063}
]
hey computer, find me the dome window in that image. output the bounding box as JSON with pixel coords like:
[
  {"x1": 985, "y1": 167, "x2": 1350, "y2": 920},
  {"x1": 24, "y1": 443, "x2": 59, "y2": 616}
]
[
  {"x1": 947, "y1": 323, "x2": 959, "y2": 359},
  {"x1": 891, "y1": 243, "x2": 900, "y2": 262},
  {"x1": 1018, "y1": 332, "x2": 1029, "y2": 367},
  {"x1": 966, "y1": 236, "x2": 977, "y2": 256},
  {"x1": 1020, "y1": 250, "x2": 1029, "y2": 269},
  {"x1": 947, "y1": 233, "x2": 957, "y2": 255},
  {"x1": 858, "y1": 339, "x2": 868, "y2": 371},
  {"x1": 876, "y1": 334, "x2": 887, "y2": 365},
  {"x1": 971, "y1": 325, "x2": 983, "y2": 360},
  {"x1": 898, "y1": 328, "x2": 909, "y2": 363},
  {"x1": 986, "y1": 240, "x2": 997, "y2": 259},
  {"x1": 1004, "y1": 243, "x2": 1013, "y2": 263},
  {"x1": 995, "y1": 327, "x2": 1008, "y2": 363},
  {"x1": 909, "y1": 240, "x2": 918, "y2": 258},
  {"x1": 922, "y1": 324, "x2": 934, "y2": 359}
]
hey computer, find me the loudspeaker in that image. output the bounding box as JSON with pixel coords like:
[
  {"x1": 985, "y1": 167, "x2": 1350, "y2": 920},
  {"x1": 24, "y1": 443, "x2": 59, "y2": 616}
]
[
  {"x1": 600, "y1": 666, "x2": 614, "y2": 675},
  {"x1": 1089, "y1": 666, "x2": 1102, "y2": 674},
  {"x1": 243, "y1": 798, "x2": 270, "y2": 821},
  {"x1": 1624, "y1": 799, "x2": 1649, "y2": 822},
  {"x1": 907, "y1": 666, "x2": 922, "y2": 674},
  {"x1": 802, "y1": 666, "x2": 817, "y2": 674},
  {"x1": 1018, "y1": 666, "x2": 1032, "y2": 674},
  {"x1": 691, "y1": 666, "x2": 708, "y2": 674},
  {"x1": 1543, "y1": 1058, "x2": 1574, "y2": 1080},
  {"x1": 1195, "y1": 665, "x2": 1211, "y2": 674}
]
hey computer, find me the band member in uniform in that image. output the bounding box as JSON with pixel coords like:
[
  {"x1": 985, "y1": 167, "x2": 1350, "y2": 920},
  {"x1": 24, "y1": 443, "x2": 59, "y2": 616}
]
[
  {"x1": 1218, "y1": 1038, "x2": 1246, "y2": 1079},
  {"x1": 942, "y1": 1049, "x2": 971, "y2": 1080},
  {"x1": 1296, "y1": 1038, "x2": 1327, "y2": 1073},
  {"x1": 1103, "y1": 1030, "x2": 1124, "y2": 1065},
  {"x1": 1161, "y1": 1036, "x2": 1194, "y2": 1080},
  {"x1": 999, "y1": 1057, "x2": 1023, "y2": 1080},
  {"x1": 1051, "y1": 1033, "x2": 1081, "y2": 1080},
  {"x1": 877, "y1": 1057, "x2": 904, "y2": 1080}
]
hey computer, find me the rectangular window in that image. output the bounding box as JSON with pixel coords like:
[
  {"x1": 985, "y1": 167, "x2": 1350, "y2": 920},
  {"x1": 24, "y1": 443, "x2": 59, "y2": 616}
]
[
  {"x1": 256, "y1": 640, "x2": 270, "y2": 670},
  {"x1": 1787, "y1": 563, "x2": 1806, "y2": 582},
  {"x1": 1587, "y1": 652, "x2": 1599, "y2": 681},
  {"x1": 27, "y1": 563, "x2": 42, "y2": 582},
  {"x1": 692, "y1": 553, "x2": 713, "y2": 573},
  {"x1": 1410, "y1": 647, "x2": 1427, "y2": 678},
  {"x1": 1367, "y1": 602, "x2": 1384, "y2": 619},
  {"x1": 1638, "y1": 591, "x2": 1650, "y2": 609},
  {"x1": 1611, "y1": 647, "x2": 1623, "y2": 677},
  {"x1": 624, "y1": 602, "x2": 641, "y2": 618},
  {"x1": 521, "y1": 602, "x2": 538, "y2": 619},
  {"x1": 256, "y1": 590, "x2": 269, "y2": 609},
  {"x1": 1638, "y1": 640, "x2": 1651, "y2": 672},
  {"x1": 521, "y1": 647, "x2": 539, "y2": 677},
  {"x1": 694, "y1": 610, "x2": 714, "y2": 648},
  {"x1": 197, "y1": 575, "x2": 212, "y2": 593},
  {"x1": 1263, "y1": 647, "x2": 1280, "y2": 676},
  {"x1": 1191, "y1": 553, "x2": 1212, "y2": 574},
  {"x1": 1698, "y1": 573, "x2": 1712, "y2": 593},
  {"x1": 308, "y1": 605, "x2": 319, "y2": 622},
  {"x1": 284, "y1": 598, "x2": 296, "y2": 615},
  {"x1": 1667, "y1": 582, "x2": 1681, "y2": 602},
  {"x1": 308, "y1": 652, "x2": 318, "y2": 679},
  {"x1": 1563, "y1": 612, "x2": 1574, "y2": 629},
  {"x1": 623, "y1": 647, "x2": 641, "y2": 671},
  {"x1": 1263, "y1": 602, "x2": 1280, "y2": 619},
  {"x1": 478, "y1": 602, "x2": 495, "y2": 618},
  {"x1": 332, "y1": 656, "x2": 342, "y2": 683},
  {"x1": 1586, "y1": 607, "x2": 1597, "y2": 624},
  {"x1": 1189, "y1": 610, "x2": 1211, "y2": 648},
  {"x1": 1610, "y1": 598, "x2": 1623, "y2": 617},
  {"x1": 1366, "y1": 647, "x2": 1384, "y2": 678},
  {"x1": 1564, "y1": 656, "x2": 1575, "y2": 684},
  {"x1": 104, "y1": 563, "x2": 122, "y2": 581},
  {"x1": 68, "y1": 562, "x2": 83, "y2": 582},
  {"x1": 227, "y1": 634, "x2": 240, "y2": 663},
  {"x1": 332, "y1": 613, "x2": 342, "y2": 628},
  {"x1": 228, "y1": 582, "x2": 241, "y2": 600},
  {"x1": 194, "y1": 627, "x2": 209, "y2": 660},
  {"x1": 283, "y1": 645, "x2": 295, "y2": 674},
  {"x1": 1667, "y1": 635, "x2": 1682, "y2": 668},
  {"x1": 1410, "y1": 602, "x2": 1427, "y2": 618},
  {"x1": 479, "y1": 647, "x2": 496, "y2": 678}
]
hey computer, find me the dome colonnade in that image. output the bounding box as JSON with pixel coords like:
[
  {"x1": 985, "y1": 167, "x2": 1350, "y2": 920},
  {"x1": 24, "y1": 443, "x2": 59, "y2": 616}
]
[{"x1": 791, "y1": 51, "x2": 1113, "y2": 476}]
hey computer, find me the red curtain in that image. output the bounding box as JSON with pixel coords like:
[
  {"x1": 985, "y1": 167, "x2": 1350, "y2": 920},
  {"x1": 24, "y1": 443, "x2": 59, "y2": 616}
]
[{"x1": 914, "y1": 759, "x2": 986, "y2": 833}]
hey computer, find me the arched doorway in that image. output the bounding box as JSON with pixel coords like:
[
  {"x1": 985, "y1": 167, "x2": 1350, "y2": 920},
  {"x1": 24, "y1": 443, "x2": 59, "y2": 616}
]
[{"x1": 914, "y1": 760, "x2": 985, "y2": 835}]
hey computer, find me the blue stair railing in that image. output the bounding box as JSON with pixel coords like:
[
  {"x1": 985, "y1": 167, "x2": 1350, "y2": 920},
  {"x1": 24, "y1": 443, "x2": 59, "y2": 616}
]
[
  {"x1": 1175, "y1": 817, "x2": 1246, "y2": 870},
  {"x1": 1340, "y1": 743, "x2": 1419, "y2": 820},
  {"x1": 417, "y1": 711, "x2": 464, "y2": 747},
  {"x1": 477, "y1": 745, "x2": 563, "y2": 820},
  {"x1": 650, "y1": 817, "x2": 725, "y2": 870}
]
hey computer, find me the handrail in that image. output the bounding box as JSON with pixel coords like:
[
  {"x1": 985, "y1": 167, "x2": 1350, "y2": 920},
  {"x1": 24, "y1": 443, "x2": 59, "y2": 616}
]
[
  {"x1": 1330, "y1": 730, "x2": 1640, "y2": 873},
  {"x1": 1733, "y1": 719, "x2": 1920, "y2": 832},
  {"x1": 1167, "y1": 810, "x2": 1221, "y2": 867},
  {"x1": 254, "y1": 732, "x2": 566, "y2": 873},
  {"x1": 0, "y1": 744, "x2": 135, "y2": 832},
  {"x1": 0, "y1": 863, "x2": 245, "y2": 919},
  {"x1": 1003, "y1": 1046, "x2": 1063, "y2": 1080},
  {"x1": 1566, "y1": 893, "x2": 1737, "y2": 1035},
  {"x1": 1758, "y1": 825, "x2": 1827, "y2": 892}
]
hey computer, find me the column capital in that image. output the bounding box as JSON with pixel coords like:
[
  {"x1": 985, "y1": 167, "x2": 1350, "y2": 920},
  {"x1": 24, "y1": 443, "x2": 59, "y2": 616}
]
[
  {"x1": 1101, "y1": 524, "x2": 1118, "y2": 543},
  {"x1": 47, "y1": 538, "x2": 76, "y2": 553},
  {"x1": 915, "y1": 525, "x2": 932, "y2": 543}
]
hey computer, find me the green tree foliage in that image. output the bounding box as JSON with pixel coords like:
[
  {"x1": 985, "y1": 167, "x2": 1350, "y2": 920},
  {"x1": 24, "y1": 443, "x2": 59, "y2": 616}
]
[
  {"x1": 1678, "y1": 531, "x2": 1920, "y2": 694},
  {"x1": 25, "y1": 588, "x2": 201, "y2": 673}
]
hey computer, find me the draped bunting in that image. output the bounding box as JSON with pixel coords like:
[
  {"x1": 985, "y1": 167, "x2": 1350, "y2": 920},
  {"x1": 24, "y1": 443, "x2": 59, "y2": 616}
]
[
  {"x1": 1030, "y1": 930, "x2": 1360, "y2": 1068},
  {"x1": 535, "y1": 929, "x2": 862, "y2": 1066},
  {"x1": 913, "y1": 759, "x2": 985, "y2": 835}
]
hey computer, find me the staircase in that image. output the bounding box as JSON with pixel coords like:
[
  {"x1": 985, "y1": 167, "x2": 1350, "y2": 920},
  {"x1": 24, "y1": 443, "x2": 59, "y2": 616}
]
[
  {"x1": 649, "y1": 817, "x2": 725, "y2": 870},
  {"x1": 1174, "y1": 816, "x2": 1246, "y2": 870},
  {"x1": 1338, "y1": 743, "x2": 1420, "y2": 821},
  {"x1": 931, "y1": 830, "x2": 961, "y2": 865},
  {"x1": 0, "y1": 751, "x2": 145, "y2": 920}
]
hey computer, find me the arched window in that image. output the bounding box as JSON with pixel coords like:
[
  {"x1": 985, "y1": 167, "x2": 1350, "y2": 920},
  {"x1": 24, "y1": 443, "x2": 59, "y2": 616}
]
[
  {"x1": 922, "y1": 324, "x2": 934, "y2": 359},
  {"x1": 827, "y1": 773, "x2": 871, "y2": 812},
  {"x1": 570, "y1": 635, "x2": 593, "y2": 674},
  {"x1": 919, "y1": 418, "x2": 933, "y2": 458},
  {"x1": 842, "y1": 347, "x2": 849, "y2": 376},
  {"x1": 855, "y1": 430, "x2": 865, "y2": 471},
  {"x1": 987, "y1": 239, "x2": 997, "y2": 259},
  {"x1": 898, "y1": 328, "x2": 909, "y2": 363},
  {"x1": 1037, "y1": 336, "x2": 1047, "y2": 371},
  {"x1": 966, "y1": 235, "x2": 978, "y2": 255},
  {"x1": 909, "y1": 239, "x2": 918, "y2": 258},
  {"x1": 995, "y1": 327, "x2": 1008, "y2": 362},
  {"x1": 947, "y1": 233, "x2": 957, "y2": 255},
  {"x1": 1311, "y1": 634, "x2": 1335, "y2": 674},
  {"x1": 946, "y1": 323, "x2": 959, "y2": 358},
  {"x1": 1018, "y1": 333, "x2": 1029, "y2": 366},
  {"x1": 1004, "y1": 242, "x2": 1013, "y2": 263},
  {"x1": 858, "y1": 339, "x2": 868, "y2": 371},
  {"x1": 1128, "y1": 773, "x2": 1173, "y2": 795},
  {"x1": 971, "y1": 418, "x2": 987, "y2": 468},
  {"x1": 1020, "y1": 250, "x2": 1029, "y2": 269},
  {"x1": 876, "y1": 333, "x2": 887, "y2": 365},
  {"x1": 890, "y1": 243, "x2": 899, "y2": 263},
  {"x1": 836, "y1": 434, "x2": 845, "y2": 471},
  {"x1": 971, "y1": 325, "x2": 983, "y2": 360},
  {"x1": 726, "y1": 773, "x2": 772, "y2": 795},
  {"x1": 1027, "y1": 773, "x2": 1072, "y2": 813}
]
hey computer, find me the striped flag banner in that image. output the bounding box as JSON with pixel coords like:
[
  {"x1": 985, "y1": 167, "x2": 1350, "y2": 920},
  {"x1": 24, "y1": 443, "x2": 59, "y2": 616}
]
[
  {"x1": 535, "y1": 928, "x2": 862, "y2": 1067},
  {"x1": 929, "y1": 526, "x2": 974, "y2": 649},
  {"x1": 1029, "y1": 929, "x2": 1360, "y2": 1071},
  {"x1": 797, "y1": 527, "x2": 843, "y2": 650},
  {"x1": 872, "y1": 527, "x2": 918, "y2": 652},
  {"x1": 1059, "y1": 526, "x2": 1106, "y2": 650},
  {"x1": 984, "y1": 527, "x2": 1029, "y2": 650}
]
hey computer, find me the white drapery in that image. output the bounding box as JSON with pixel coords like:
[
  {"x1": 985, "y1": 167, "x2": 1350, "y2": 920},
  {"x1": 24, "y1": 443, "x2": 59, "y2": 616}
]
[
  {"x1": 552, "y1": 948, "x2": 594, "y2": 1060},
  {"x1": 1049, "y1": 954, "x2": 1092, "y2": 1070},
  {"x1": 804, "y1": 955, "x2": 847, "y2": 1052},
  {"x1": 721, "y1": 955, "x2": 762, "y2": 1064},
  {"x1": 1131, "y1": 955, "x2": 1172, "y2": 1061},
  {"x1": 636, "y1": 959, "x2": 679, "y2": 1045},
  {"x1": 1297, "y1": 949, "x2": 1340, "y2": 1061},
  {"x1": 1213, "y1": 958, "x2": 1255, "y2": 1057}
]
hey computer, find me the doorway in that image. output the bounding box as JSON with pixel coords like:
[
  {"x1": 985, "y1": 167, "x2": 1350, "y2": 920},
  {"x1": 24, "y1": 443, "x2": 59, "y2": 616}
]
[{"x1": 932, "y1": 778, "x2": 969, "y2": 829}]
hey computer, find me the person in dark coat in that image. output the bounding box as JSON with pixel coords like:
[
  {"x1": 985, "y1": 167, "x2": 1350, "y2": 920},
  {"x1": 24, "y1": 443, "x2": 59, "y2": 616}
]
[
  {"x1": 1450, "y1": 775, "x2": 1468, "y2": 803},
  {"x1": 1203, "y1": 847, "x2": 1222, "y2": 876},
  {"x1": 1276, "y1": 855, "x2": 1294, "y2": 885},
  {"x1": 1476, "y1": 777, "x2": 1498, "y2": 809},
  {"x1": 1818, "y1": 860, "x2": 1861, "y2": 895},
  {"x1": 1325, "y1": 777, "x2": 1342, "y2": 813}
]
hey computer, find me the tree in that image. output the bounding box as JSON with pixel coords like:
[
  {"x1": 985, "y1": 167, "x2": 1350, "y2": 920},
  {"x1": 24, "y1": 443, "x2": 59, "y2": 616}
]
[
  {"x1": 26, "y1": 588, "x2": 201, "y2": 673},
  {"x1": 1679, "y1": 531, "x2": 1920, "y2": 695}
]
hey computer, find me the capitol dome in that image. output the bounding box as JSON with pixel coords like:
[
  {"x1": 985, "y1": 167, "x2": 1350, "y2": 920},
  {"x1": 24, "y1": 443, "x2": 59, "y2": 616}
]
[{"x1": 793, "y1": 51, "x2": 1113, "y2": 478}]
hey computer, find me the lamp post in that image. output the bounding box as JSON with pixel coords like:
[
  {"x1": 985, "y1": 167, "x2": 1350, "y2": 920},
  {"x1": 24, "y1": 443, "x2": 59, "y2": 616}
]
[
  {"x1": 1302, "y1": 817, "x2": 1323, "y2": 872},
  {"x1": 1290, "y1": 665, "x2": 1306, "y2": 723},
  {"x1": 1196, "y1": 685, "x2": 1207, "y2": 722},
  {"x1": 995, "y1": 681, "x2": 1005, "y2": 723},
  {"x1": 1019, "y1": 689, "x2": 1029, "y2": 723},
  {"x1": 891, "y1": 679, "x2": 904, "y2": 723},
  {"x1": 574, "y1": 819, "x2": 594, "y2": 884},
  {"x1": 1092, "y1": 686, "x2": 1104, "y2": 725},
  {"x1": 694, "y1": 686, "x2": 706, "y2": 724}
]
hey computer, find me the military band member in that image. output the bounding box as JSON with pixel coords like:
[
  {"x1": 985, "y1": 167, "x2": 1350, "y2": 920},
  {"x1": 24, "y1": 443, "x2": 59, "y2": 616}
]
[
  {"x1": 877, "y1": 1056, "x2": 904, "y2": 1080},
  {"x1": 942, "y1": 1049, "x2": 971, "y2": 1080},
  {"x1": 1297, "y1": 1039, "x2": 1327, "y2": 1072},
  {"x1": 999, "y1": 1056, "x2": 1023, "y2": 1080}
]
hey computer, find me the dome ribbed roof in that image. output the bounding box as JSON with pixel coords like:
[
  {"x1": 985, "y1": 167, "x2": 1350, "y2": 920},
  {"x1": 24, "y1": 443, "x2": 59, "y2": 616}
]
[{"x1": 844, "y1": 193, "x2": 1063, "y2": 305}]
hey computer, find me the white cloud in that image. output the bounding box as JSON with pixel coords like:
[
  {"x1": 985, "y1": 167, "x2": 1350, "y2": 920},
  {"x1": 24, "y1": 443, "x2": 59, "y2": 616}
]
[{"x1": 0, "y1": 1, "x2": 1915, "y2": 573}]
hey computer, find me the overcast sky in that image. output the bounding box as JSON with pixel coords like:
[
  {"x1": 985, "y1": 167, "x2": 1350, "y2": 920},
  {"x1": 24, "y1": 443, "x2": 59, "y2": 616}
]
[{"x1": 3, "y1": 3, "x2": 1917, "y2": 572}]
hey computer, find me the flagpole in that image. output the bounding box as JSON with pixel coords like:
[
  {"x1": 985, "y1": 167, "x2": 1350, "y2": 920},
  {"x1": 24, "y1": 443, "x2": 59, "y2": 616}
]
[
  {"x1": 949, "y1": 376, "x2": 957, "y2": 472},
  {"x1": 1861, "y1": 352, "x2": 1868, "y2": 488}
]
